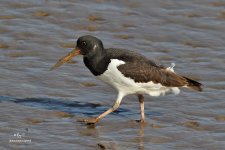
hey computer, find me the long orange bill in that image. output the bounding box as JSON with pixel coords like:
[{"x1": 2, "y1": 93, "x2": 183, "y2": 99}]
[{"x1": 50, "y1": 48, "x2": 81, "y2": 71}]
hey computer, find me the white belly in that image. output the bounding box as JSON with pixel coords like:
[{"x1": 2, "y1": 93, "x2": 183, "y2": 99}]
[{"x1": 96, "y1": 59, "x2": 180, "y2": 97}]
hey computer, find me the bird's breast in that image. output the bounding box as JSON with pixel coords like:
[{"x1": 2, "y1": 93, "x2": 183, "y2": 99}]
[
  {"x1": 83, "y1": 56, "x2": 110, "y2": 76},
  {"x1": 96, "y1": 59, "x2": 139, "y2": 94}
]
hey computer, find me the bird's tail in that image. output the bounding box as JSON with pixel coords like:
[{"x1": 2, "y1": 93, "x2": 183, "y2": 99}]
[{"x1": 183, "y1": 76, "x2": 202, "y2": 91}]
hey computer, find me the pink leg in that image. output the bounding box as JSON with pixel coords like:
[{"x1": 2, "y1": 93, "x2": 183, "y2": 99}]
[
  {"x1": 79, "y1": 96, "x2": 123, "y2": 124},
  {"x1": 138, "y1": 94, "x2": 145, "y2": 123}
]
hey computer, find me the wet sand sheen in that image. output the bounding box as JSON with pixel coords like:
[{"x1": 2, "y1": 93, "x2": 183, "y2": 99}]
[{"x1": 0, "y1": 0, "x2": 225, "y2": 149}]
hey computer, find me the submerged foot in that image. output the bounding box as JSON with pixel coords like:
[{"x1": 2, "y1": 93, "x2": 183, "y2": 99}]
[
  {"x1": 135, "y1": 119, "x2": 148, "y2": 126},
  {"x1": 78, "y1": 117, "x2": 98, "y2": 124},
  {"x1": 135, "y1": 119, "x2": 145, "y2": 123}
]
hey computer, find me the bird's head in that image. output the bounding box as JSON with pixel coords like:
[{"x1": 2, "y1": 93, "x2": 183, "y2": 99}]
[{"x1": 50, "y1": 35, "x2": 104, "y2": 70}]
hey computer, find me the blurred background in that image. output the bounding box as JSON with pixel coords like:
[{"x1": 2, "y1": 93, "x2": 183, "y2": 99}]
[{"x1": 0, "y1": 0, "x2": 225, "y2": 149}]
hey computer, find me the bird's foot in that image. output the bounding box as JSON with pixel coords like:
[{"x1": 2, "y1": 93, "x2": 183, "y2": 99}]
[
  {"x1": 135, "y1": 119, "x2": 145, "y2": 123},
  {"x1": 135, "y1": 119, "x2": 147, "y2": 125},
  {"x1": 78, "y1": 117, "x2": 98, "y2": 124}
]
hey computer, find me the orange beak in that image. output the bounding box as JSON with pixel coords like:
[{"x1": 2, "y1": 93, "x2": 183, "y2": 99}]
[{"x1": 50, "y1": 48, "x2": 81, "y2": 71}]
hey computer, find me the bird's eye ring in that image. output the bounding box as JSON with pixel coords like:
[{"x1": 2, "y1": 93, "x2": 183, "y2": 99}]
[{"x1": 82, "y1": 41, "x2": 87, "y2": 46}]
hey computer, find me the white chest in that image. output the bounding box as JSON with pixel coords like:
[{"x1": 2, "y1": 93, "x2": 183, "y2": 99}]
[{"x1": 97, "y1": 59, "x2": 138, "y2": 94}]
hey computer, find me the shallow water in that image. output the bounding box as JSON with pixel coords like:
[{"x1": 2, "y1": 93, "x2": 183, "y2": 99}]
[{"x1": 0, "y1": 0, "x2": 225, "y2": 149}]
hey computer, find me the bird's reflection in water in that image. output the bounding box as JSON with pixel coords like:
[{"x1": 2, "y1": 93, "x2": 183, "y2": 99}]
[
  {"x1": 76, "y1": 120, "x2": 148, "y2": 149},
  {"x1": 138, "y1": 123, "x2": 145, "y2": 150},
  {"x1": 76, "y1": 122, "x2": 99, "y2": 138}
]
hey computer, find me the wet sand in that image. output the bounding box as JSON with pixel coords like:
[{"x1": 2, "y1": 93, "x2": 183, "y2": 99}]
[{"x1": 0, "y1": 0, "x2": 225, "y2": 149}]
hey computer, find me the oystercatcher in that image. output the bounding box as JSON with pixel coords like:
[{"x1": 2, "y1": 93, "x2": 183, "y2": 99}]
[{"x1": 51, "y1": 35, "x2": 202, "y2": 124}]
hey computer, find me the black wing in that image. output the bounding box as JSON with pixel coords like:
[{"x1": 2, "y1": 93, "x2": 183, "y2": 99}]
[{"x1": 118, "y1": 61, "x2": 188, "y2": 87}]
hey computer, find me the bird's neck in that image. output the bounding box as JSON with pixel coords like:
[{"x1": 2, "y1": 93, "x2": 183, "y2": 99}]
[{"x1": 83, "y1": 51, "x2": 110, "y2": 76}]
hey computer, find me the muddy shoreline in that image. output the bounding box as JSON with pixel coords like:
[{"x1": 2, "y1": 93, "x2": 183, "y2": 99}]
[{"x1": 1, "y1": 0, "x2": 225, "y2": 149}]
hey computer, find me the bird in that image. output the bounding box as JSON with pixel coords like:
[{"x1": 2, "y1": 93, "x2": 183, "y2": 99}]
[{"x1": 50, "y1": 35, "x2": 202, "y2": 124}]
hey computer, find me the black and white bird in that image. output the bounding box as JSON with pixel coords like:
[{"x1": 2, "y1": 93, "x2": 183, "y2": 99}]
[{"x1": 51, "y1": 35, "x2": 202, "y2": 124}]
